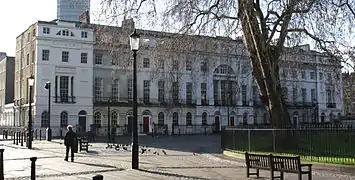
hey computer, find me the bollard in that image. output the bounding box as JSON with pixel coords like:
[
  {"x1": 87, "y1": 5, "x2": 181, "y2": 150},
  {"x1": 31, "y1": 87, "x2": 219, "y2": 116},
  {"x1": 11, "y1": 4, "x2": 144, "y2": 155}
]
[
  {"x1": 92, "y1": 174, "x2": 104, "y2": 180},
  {"x1": 2, "y1": 130, "x2": 4, "y2": 139},
  {"x1": 13, "y1": 131, "x2": 15, "y2": 144},
  {"x1": 204, "y1": 127, "x2": 207, "y2": 136},
  {"x1": 5, "y1": 131, "x2": 7, "y2": 139},
  {"x1": 20, "y1": 132, "x2": 24, "y2": 146},
  {"x1": 0, "y1": 149, "x2": 4, "y2": 180},
  {"x1": 30, "y1": 157, "x2": 37, "y2": 180},
  {"x1": 39, "y1": 130, "x2": 42, "y2": 141},
  {"x1": 15, "y1": 132, "x2": 19, "y2": 145},
  {"x1": 60, "y1": 129, "x2": 62, "y2": 139}
]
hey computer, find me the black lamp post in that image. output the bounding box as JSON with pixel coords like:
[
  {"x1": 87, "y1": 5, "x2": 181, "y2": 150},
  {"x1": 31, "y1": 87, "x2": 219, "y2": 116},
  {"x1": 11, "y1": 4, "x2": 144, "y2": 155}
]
[
  {"x1": 130, "y1": 29, "x2": 140, "y2": 169},
  {"x1": 44, "y1": 81, "x2": 52, "y2": 141},
  {"x1": 27, "y1": 75, "x2": 34, "y2": 149},
  {"x1": 107, "y1": 98, "x2": 111, "y2": 143}
]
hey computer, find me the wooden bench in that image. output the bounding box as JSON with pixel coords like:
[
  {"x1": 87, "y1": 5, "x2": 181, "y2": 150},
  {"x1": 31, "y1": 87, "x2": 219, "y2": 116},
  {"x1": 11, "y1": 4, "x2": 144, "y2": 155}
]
[
  {"x1": 272, "y1": 155, "x2": 312, "y2": 180},
  {"x1": 78, "y1": 137, "x2": 89, "y2": 152},
  {"x1": 245, "y1": 152, "x2": 312, "y2": 180}
]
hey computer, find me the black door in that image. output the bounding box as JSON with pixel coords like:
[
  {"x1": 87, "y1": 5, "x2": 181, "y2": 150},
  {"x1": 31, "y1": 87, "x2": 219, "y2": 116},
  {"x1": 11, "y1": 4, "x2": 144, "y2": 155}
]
[
  {"x1": 127, "y1": 116, "x2": 133, "y2": 133},
  {"x1": 79, "y1": 116, "x2": 86, "y2": 132}
]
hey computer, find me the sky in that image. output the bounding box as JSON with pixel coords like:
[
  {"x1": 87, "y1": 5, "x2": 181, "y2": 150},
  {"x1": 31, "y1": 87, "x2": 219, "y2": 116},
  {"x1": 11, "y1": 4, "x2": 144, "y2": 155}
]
[{"x1": 0, "y1": 0, "x2": 102, "y2": 57}]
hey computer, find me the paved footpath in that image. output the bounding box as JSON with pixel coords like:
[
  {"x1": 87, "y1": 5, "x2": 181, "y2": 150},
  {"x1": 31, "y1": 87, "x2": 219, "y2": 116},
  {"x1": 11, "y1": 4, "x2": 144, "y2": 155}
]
[{"x1": 0, "y1": 136, "x2": 354, "y2": 179}]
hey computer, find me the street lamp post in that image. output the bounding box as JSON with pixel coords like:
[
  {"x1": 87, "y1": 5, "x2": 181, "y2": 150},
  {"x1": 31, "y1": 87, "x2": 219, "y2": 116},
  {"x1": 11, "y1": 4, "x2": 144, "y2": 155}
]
[
  {"x1": 27, "y1": 75, "x2": 34, "y2": 149},
  {"x1": 44, "y1": 81, "x2": 52, "y2": 141},
  {"x1": 130, "y1": 29, "x2": 140, "y2": 169},
  {"x1": 107, "y1": 98, "x2": 111, "y2": 144}
]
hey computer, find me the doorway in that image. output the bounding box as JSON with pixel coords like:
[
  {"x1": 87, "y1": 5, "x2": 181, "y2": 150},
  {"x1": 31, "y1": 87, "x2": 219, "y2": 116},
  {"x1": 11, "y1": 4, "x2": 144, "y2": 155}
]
[
  {"x1": 230, "y1": 116, "x2": 235, "y2": 126},
  {"x1": 127, "y1": 116, "x2": 133, "y2": 133},
  {"x1": 214, "y1": 116, "x2": 220, "y2": 132},
  {"x1": 143, "y1": 116, "x2": 150, "y2": 133},
  {"x1": 78, "y1": 110, "x2": 87, "y2": 132}
]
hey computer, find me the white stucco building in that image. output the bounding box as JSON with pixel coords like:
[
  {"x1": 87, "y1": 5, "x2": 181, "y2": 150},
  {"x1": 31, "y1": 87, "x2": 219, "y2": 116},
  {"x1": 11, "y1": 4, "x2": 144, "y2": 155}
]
[
  {"x1": 10, "y1": 20, "x2": 94, "y2": 135},
  {"x1": 3, "y1": 18, "x2": 343, "y2": 136}
]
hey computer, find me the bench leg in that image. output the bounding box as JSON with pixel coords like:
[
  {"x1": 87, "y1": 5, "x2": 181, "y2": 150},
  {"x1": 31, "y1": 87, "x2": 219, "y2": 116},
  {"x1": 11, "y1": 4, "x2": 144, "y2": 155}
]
[
  {"x1": 270, "y1": 170, "x2": 274, "y2": 180},
  {"x1": 256, "y1": 169, "x2": 259, "y2": 178},
  {"x1": 298, "y1": 173, "x2": 302, "y2": 180},
  {"x1": 246, "y1": 167, "x2": 250, "y2": 178},
  {"x1": 308, "y1": 172, "x2": 312, "y2": 180},
  {"x1": 280, "y1": 172, "x2": 284, "y2": 180}
]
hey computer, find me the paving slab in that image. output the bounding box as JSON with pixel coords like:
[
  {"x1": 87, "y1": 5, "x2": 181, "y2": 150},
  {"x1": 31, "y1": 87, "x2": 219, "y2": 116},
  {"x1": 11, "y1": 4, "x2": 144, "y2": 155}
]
[{"x1": 0, "y1": 136, "x2": 354, "y2": 180}]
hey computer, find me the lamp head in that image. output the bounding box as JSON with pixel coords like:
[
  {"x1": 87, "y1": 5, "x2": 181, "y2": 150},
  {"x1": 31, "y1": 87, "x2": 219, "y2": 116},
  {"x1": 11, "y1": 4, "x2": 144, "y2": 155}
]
[
  {"x1": 130, "y1": 29, "x2": 140, "y2": 51},
  {"x1": 28, "y1": 75, "x2": 34, "y2": 87}
]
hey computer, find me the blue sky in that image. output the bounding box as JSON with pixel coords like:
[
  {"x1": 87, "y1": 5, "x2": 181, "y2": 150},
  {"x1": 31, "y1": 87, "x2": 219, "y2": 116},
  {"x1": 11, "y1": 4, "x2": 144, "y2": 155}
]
[{"x1": 0, "y1": 0, "x2": 102, "y2": 56}]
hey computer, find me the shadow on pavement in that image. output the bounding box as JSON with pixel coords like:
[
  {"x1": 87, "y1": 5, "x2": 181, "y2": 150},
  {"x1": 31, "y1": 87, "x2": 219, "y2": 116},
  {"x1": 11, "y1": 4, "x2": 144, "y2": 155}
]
[
  {"x1": 147, "y1": 165, "x2": 239, "y2": 169},
  {"x1": 138, "y1": 168, "x2": 210, "y2": 180}
]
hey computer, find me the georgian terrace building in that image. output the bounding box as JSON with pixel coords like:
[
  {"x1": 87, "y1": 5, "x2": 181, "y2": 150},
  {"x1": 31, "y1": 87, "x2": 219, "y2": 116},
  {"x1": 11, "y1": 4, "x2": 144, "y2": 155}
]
[{"x1": 2, "y1": 18, "x2": 343, "y2": 136}]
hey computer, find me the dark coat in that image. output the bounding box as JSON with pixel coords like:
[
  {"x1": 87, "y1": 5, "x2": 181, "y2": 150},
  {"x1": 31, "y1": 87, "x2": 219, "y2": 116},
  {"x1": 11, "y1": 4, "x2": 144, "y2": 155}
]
[{"x1": 64, "y1": 130, "x2": 77, "y2": 146}]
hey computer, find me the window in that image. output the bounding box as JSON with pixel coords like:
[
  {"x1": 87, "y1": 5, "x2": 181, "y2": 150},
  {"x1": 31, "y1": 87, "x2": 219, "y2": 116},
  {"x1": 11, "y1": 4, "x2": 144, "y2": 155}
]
[
  {"x1": 158, "y1": 112, "x2": 164, "y2": 125},
  {"x1": 302, "y1": 88, "x2": 307, "y2": 103},
  {"x1": 186, "y1": 82, "x2": 192, "y2": 104},
  {"x1": 172, "y1": 60, "x2": 179, "y2": 70},
  {"x1": 55, "y1": 76, "x2": 58, "y2": 100},
  {"x1": 172, "y1": 112, "x2": 179, "y2": 126},
  {"x1": 291, "y1": 70, "x2": 297, "y2": 78},
  {"x1": 252, "y1": 86, "x2": 258, "y2": 101},
  {"x1": 41, "y1": 111, "x2": 49, "y2": 127},
  {"x1": 43, "y1": 27, "x2": 50, "y2": 34},
  {"x1": 94, "y1": 112, "x2": 102, "y2": 125},
  {"x1": 186, "y1": 112, "x2": 192, "y2": 125},
  {"x1": 95, "y1": 54, "x2": 103, "y2": 64},
  {"x1": 81, "y1": 31, "x2": 88, "y2": 38},
  {"x1": 311, "y1": 89, "x2": 316, "y2": 101},
  {"x1": 32, "y1": 50, "x2": 35, "y2": 63},
  {"x1": 62, "y1": 51, "x2": 69, "y2": 62},
  {"x1": 111, "y1": 111, "x2": 118, "y2": 125},
  {"x1": 60, "y1": 76, "x2": 69, "y2": 102},
  {"x1": 202, "y1": 112, "x2": 207, "y2": 125},
  {"x1": 242, "y1": 85, "x2": 247, "y2": 105},
  {"x1": 172, "y1": 82, "x2": 179, "y2": 103},
  {"x1": 143, "y1": 80, "x2": 150, "y2": 103},
  {"x1": 185, "y1": 60, "x2": 192, "y2": 71},
  {"x1": 81, "y1": 53, "x2": 87, "y2": 64},
  {"x1": 128, "y1": 79, "x2": 133, "y2": 102},
  {"x1": 158, "y1": 80, "x2": 165, "y2": 102},
  {"x1": 32, "y1": 29, "x2": 36, "y2": 37},
  {"x1": 94, "y1": 77, "x2": 103, "y2": 101},
  {"x1": 62, "y1": 30, "x2": 69, "y2": 36},
  {"x1": 27, "y1": 32, "x2": 30, "y2": 42},
  {"x1": 310, "y1": 72, "x2": 315, "y2": 79},
  {"x1": 301, "y1": 71, "x2": 306, "y2": 79},
  {"x1": 221, "y1": 81, "x2": 228, "y2": 105},
  {"x1": 292, "y1": 88, "x2": 297, "y2": 102},
  {"x1": 319, "y1": 72, "x2": 323, "y2": 80},
  {"x1": 143, "y1": 58, "x2": 150, "y2": 68},
  {"x1": 112, "y1": 79, "x2": 119, "y2": 102},
  {"x1": 282, "y1": 87, "x2": 288, "y2": 100},
  {"x1": 201, "y1": 83, "x2": 207, "y2": 105},
  {"x1": 213, "y1": 81, "x2": 219, "y2": 103},
  {"x1": 71, "y1": 77, "x2": 74, "y2": 101},
  {"x1": 26, "y1": 54, "x2": 29, "y2": 65},
  {"x1": 60, "y1": 111, "x2": 68, "y2": 127},
  {"x1": 200, "y1": 60, "x2": 207, "y2": 72},
  {"x1": 158, "y1": 59, "x2": 164, "y2": 69}
]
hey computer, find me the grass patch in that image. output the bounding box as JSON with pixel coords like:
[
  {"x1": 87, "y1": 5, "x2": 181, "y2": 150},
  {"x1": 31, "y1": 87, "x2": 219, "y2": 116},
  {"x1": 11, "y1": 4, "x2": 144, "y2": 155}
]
[{"x1": 224, "y1": 149, "x2": 355, "y2": 167}]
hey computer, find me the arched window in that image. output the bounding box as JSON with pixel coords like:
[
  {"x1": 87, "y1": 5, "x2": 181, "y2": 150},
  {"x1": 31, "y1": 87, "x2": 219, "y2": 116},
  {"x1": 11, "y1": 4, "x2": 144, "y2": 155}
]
[
  {"x1": 186, "y1": 112, "x2": 192, "y2": 125},
  {"x1": 94, "y1": 112, "x2": 102, "y2": 125},
  {"x1": 41, "y1": 111, "x2": 49, "y2": 127},
  {"x1": 202, "y1": 112, "x2": 207, "y2": 125},
  {"x1": 158, "y1": 112, "x2": 164, "y2": 125},
  {"x1": 111, "y1": 111, "x2": 118, "y2": 125},
  {"x1": 60, "y1": 111, "x2": 68, "y2": 127},
  {"x1": 172, "y1": 112, "x2": 179, "y2": 126}
]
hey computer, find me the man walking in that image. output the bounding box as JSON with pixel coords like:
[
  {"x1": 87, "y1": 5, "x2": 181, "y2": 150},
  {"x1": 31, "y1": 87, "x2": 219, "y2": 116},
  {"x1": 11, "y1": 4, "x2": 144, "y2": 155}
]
[{"x1": 64, "y1": 125, "x2": 77, "y2": 162}]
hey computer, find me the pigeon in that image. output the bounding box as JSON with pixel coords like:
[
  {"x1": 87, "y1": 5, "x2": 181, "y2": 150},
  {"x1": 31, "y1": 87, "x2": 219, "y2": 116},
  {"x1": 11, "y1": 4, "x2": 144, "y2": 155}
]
[{"x1": 162, "y1": 150, "x2": 167, "y2": 155}]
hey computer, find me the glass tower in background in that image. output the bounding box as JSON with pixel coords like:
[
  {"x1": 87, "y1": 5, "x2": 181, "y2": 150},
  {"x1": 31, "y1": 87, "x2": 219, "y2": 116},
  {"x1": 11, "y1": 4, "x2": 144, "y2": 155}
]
[{"x1": 57, "y1": 0, "x2": 90, "y2": 22}]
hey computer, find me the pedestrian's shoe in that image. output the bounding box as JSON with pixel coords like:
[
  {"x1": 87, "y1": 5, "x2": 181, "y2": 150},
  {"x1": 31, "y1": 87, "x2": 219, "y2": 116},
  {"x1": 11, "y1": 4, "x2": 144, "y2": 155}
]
[
  {"x1": 64, "y1": 158, "x2": 68, "y2": 161},
  {"x1": 71, "y1": 159, "x2": 74, "y2": 162}
]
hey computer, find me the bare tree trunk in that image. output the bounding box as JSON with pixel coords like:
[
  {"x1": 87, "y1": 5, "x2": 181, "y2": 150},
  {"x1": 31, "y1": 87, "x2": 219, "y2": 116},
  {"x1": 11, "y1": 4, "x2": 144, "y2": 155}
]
[{"x1": 238, "y1": 0, "x2": 291, "y2": 128}]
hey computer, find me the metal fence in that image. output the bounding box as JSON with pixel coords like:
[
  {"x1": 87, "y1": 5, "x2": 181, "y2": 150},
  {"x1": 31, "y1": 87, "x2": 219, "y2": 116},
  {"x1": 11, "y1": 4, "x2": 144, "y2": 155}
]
[{"x1": 221, "y1": 124, "x2": 355, "y2": 165}]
